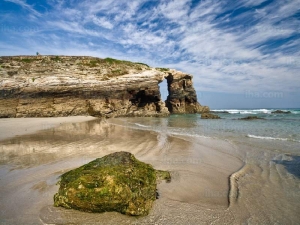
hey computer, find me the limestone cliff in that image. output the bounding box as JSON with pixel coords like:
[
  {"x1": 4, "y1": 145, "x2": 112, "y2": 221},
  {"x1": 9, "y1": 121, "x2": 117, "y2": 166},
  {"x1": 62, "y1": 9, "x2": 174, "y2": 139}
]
[{"x1": 0, "y1": 56, "x2": 209, "y2": 118}]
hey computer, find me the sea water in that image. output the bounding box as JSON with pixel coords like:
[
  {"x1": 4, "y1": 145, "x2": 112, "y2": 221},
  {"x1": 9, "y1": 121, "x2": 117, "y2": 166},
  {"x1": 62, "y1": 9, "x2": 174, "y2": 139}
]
[{"x1": 112, "y1": 108, "x2": 300, "y2": 154}]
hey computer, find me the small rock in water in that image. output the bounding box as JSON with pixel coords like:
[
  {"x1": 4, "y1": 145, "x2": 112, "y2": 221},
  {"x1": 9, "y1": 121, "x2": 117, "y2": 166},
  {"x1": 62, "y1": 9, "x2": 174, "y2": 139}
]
[
  {"x1": 271, "y1": 110, "x2": 291, "y2": 114},
  {"x1": 238, "y1": 116, "x2": 265, "y2": 120},
  {"x1": 201, "y1": 113, "x2": 221, "y2": 119}
]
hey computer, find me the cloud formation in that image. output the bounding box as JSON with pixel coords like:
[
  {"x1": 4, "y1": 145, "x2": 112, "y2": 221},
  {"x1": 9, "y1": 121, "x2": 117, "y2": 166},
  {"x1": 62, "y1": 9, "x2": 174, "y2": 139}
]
[{"x1": 1, "y1": 0, "x2": 300, "y2": 97}]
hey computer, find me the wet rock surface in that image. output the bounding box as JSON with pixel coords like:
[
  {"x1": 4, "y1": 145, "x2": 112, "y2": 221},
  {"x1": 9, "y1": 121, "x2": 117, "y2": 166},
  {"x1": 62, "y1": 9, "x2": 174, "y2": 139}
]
[
  {"x1": 238, "y1": 116, "x2": 265, "y2": 120},
  {"x1": 271, "y1": 110, "x2": 291, "y2": 114},
  {"x1": 54, "y1": 151, "x2": 171, "y2": 216},
  {"x1": 201, "y1": 113, "x2": 221, "y2": 119}
]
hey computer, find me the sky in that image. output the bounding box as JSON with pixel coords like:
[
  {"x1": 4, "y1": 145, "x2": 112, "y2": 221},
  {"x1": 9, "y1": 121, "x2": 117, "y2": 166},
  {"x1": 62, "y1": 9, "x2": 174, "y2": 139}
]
[{"x1": 0, "y1": 0, "x2": 300, "y2": 109}]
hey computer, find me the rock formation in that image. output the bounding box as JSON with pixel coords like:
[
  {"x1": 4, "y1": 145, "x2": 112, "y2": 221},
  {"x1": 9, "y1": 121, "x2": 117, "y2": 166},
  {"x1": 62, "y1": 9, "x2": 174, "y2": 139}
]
[
  {"x1": 0, "y1": 56, "x2": 209, "y2": 118},
  {"x1": 238, "y1": 116, "x2": 265, "y2": 120},
  {"x1": 165, "y1": 69, "x2": 209, "y2": 114},
  {"x1": 201, "y1": 113, "x2": 220, "y2": 119},
  {"x1": 54, "y1": 151, "x2": 171, "y2": 216},
  {"x1": 271, "y1": 110, "x2": 291, "y2": 114}
]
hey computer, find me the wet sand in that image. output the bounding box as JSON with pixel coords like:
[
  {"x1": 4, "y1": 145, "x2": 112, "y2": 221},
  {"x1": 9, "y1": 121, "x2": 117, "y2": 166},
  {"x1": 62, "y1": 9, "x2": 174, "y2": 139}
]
[
  {"x1": 0, "y1": 117, "x2": 299, "y2": 224},
  {"x1": 0, "y1": 116, "x2": 96, "y2": 141}
]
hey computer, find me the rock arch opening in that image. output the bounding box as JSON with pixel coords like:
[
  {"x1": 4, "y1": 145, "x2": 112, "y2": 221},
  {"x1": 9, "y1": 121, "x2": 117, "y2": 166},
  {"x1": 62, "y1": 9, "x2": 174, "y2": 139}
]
[{"x1": 158, "y1": 78, "x2": 168, "y2": 102}]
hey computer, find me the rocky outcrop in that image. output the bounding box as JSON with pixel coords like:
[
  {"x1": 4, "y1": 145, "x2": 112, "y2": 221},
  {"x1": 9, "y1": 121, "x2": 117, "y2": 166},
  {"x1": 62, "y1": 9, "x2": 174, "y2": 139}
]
[
  {"x1": 165, "y1": 69, "x2": 209, "y2": 114},
  {"x1": 54, "y1": 151, "x2": 171, "y2": 216},
  {"x1": 271, "y1": 110, "x2": 291, "y2": 114},
  {"x1": 0, "y1": 56, "x2": 208, "y2": 118},
  {"x1": 201, "y1": 113, "x2": 220, "y2": 119},
  {"x1": 238, "y1": 116, "x2": 265, "y2": 120}
]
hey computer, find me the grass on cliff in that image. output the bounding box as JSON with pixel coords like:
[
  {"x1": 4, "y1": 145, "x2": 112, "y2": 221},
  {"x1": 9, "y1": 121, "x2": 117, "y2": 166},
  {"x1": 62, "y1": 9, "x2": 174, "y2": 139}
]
[
  {"x1": 156, "y1": 67, "x2": 169, "y2": 72},
  {"x1": 50, "y1": 56, "x2": 61, "y2": 62},
  {"x1": 20, "y1": 58, "x2": 36, "y2": 63},
  {"x1": 105, "y1": 58, "x2": 150, "y2": 67},
  {"x1": 0, "y1": 56, "x2": 152, "y2": 78},
  {"x1": 104, "y1": 58, "x2": 132, "y2": 65}
]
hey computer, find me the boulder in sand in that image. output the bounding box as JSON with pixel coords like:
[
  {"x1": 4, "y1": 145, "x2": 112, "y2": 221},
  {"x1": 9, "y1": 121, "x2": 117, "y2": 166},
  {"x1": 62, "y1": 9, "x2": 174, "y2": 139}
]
[{"x1": 54, "y1": 152, "x2": 171, "y2": 216}]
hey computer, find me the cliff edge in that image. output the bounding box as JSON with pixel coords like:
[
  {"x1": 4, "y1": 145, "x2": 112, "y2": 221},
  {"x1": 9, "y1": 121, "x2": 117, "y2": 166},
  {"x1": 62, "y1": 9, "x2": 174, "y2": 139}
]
[{"x1": 0, "y1": 56, "x2": 209, "y2": 118}]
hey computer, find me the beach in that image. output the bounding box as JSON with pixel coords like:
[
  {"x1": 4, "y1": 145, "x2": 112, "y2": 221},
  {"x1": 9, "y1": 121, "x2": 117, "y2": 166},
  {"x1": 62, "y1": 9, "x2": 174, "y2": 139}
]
[{"x1": 0, "y1": 115, "x2": 299, "y2": 224}]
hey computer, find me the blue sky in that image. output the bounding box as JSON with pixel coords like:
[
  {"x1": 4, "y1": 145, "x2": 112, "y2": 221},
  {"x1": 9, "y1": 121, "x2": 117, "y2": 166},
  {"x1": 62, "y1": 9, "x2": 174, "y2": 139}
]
[{"x1": 1, "y1": 0, "x2": 300, "y2": 108}]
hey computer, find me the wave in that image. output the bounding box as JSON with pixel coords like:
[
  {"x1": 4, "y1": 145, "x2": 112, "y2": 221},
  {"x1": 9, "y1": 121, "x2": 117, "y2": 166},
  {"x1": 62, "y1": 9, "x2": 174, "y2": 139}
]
[
  {"x1": 211, "y1": 109, "x2": 300, "y2": 115},
  {"x1": 169, "y1": 131, "x2": 211, "y2": 139},
  {"x1": 133, "y1": 123, "x2": 151, "y2": 128},
  {"x1": 247, "y1": 134, "x2": 300, "y2": 143}
]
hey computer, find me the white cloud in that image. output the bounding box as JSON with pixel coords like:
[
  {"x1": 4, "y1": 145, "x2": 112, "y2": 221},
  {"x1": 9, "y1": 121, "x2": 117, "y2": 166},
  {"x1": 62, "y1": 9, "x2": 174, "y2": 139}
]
[
  {"x1": 4, "y1": 0, "x2": 41, "y2": 17},
  {"x1": 91, "y1": 16, "x2": 114, "y2": 29},
  {"x1": 158, "y1": 0, "x2": 191, "y2": 21},
  {"x1": 1, "y1": 0, "x2": 300, "y2": 96}
]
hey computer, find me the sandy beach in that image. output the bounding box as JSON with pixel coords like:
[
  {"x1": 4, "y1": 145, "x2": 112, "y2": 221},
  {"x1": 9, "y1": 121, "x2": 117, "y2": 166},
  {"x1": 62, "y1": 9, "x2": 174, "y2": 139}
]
[{"x1": 0, "y1": 117, "x2": 299, "y2": 225}]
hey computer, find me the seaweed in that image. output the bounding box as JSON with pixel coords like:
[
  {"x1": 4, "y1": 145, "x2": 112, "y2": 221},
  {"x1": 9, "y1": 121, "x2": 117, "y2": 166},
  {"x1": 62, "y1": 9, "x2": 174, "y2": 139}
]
[{"x1": 54, "y1": 152, "x2": 171, "y2": 216}]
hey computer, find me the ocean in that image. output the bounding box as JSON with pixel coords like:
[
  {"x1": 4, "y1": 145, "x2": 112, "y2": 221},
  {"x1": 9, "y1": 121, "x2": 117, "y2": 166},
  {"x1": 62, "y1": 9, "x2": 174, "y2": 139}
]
[{"x1": 111, "y1": 108, "x2": 300, "y2": 154}]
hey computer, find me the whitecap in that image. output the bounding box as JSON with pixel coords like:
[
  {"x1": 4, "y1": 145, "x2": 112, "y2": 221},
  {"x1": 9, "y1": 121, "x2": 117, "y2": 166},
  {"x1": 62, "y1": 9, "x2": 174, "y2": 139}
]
[
  {"x1": 134, "y1": 123, "x2": 151, "y2": 128},
  {"x1": 246, "y1": 134, "x2": 300, "y2": 142}
]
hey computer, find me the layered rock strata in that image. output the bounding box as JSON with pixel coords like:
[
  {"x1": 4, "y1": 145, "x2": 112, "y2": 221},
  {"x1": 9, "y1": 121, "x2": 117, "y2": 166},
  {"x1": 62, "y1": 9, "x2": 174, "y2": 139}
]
[
  {"x1": 0, "y1": 56, "x2": 209, "y2": 118},
  {"x1": 165, "y1": 69, "x2": 209, "y2": 114}
]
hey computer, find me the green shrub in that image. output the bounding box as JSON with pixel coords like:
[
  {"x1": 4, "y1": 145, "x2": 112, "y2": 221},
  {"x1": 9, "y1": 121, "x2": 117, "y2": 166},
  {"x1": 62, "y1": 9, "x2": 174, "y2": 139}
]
[
  {"x1": 104, "y1": 57, "x2": 132, "y2": 65},
  {"x1": 135, "y1": 62, "x2": 149, "y2": 67},
  {"x1": 21, "y1": 58, "x2": 35, "y2": 63},
  {"x1": 51, "y1": 56, "x2": 61, "y2": 62},
  {"x1": 156, "y1": 67, "x2": 169, "y2": 72},
  {"x1": 89, "y1": 60, "x2": 98, "y2": 67}
]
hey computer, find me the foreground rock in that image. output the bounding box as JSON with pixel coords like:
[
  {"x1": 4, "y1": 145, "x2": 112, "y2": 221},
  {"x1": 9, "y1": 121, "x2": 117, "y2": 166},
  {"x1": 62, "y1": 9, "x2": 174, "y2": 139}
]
[
  {"x1": 271, "y1": 110, "x2": 291, "y2": 114},
  {"x1": 238, "y1": 116, "x2": 265, "y2": 120},
  {"x1": 201, "y1": 113, "x2": 220, "y2": 119},
  {"x1": 0, "y1": 56, "x2": 208, "y2": 118},
  {"x1": 54, "y1": 152, "x2": 171, "y2": 216}
]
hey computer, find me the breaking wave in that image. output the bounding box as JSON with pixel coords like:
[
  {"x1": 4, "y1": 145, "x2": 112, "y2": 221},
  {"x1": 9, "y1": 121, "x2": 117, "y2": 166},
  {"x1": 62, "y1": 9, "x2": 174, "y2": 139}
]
[
  {"x1": 211, "y1": 109, "x2": 300, "y2": 115},
  {"x1": 247, "y1": 134, "x2": 300, "y2": 143}
]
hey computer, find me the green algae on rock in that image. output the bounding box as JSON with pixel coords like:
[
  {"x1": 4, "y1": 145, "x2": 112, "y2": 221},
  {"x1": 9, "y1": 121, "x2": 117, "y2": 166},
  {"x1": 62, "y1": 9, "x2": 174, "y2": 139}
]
[{"x1": 54, "y1": 152, "x2": 171, "y2": 216}]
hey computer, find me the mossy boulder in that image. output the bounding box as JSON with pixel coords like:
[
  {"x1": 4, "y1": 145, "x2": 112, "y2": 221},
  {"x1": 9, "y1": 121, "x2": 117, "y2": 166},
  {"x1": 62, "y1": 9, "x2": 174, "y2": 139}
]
[{"x1": 54, "y1": 152, "x2": 170, "y2": 216}]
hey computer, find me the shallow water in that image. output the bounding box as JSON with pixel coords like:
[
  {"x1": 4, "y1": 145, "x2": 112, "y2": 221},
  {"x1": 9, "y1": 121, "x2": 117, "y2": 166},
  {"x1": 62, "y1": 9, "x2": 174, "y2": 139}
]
[{"x1": 0, "y1": 116, "x2": 299, "y2": 225}]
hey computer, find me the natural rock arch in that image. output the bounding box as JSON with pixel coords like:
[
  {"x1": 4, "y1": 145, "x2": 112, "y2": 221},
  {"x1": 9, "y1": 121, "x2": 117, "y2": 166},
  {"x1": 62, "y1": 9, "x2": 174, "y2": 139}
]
[{"x1": 0, "y1": 56, "x2": 209, "y2": 118}]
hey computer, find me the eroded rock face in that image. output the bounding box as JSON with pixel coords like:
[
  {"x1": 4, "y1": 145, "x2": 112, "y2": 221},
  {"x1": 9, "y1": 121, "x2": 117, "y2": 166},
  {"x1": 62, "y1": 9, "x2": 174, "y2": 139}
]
[
  {"x1": 0, "y1": 56, "x2": 208, "y2": 117},
  {"x1": 165, "y1": 69, "x2": 209, "y2": 114},
  {"x1": 54, "y1": 151, "x2": 171, "y2": 216}
]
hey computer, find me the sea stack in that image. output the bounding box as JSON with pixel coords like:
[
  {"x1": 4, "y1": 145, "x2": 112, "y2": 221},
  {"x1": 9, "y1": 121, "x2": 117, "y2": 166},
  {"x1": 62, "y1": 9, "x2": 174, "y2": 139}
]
[{"x1": 165, "y1": 69, "x2": 209, "y2": 114}]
